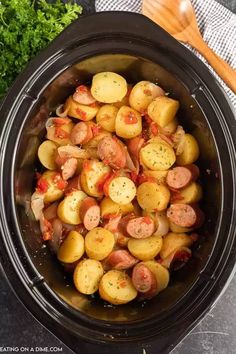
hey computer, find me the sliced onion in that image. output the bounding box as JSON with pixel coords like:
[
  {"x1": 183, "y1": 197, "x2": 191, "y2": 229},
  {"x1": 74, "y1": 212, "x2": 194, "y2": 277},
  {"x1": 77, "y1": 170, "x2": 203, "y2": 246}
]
[
  {"x1": 161, "y1": 247, "x2": 192, "y2": 270},
  {"x1": 48, "y1": 218, "x2": 63, "y2": 254},
  {"x1": 56, "y1": 104, "x2": 69, "y2": 118},
  {"x1": 31, "y1": 192, "x2": 44, "y2": 220},
  {"x1": 57, "y1": 145, "x2": 91, "y2": 159},
  {"x1": 153, "y1": 211, "x2": 169, "y2": 237},
  {"x1": 103, "y1": 214, "x2": 122, "y2": 233},
  {"x1": 172, "y1": 125, "x2": 186, "y2": 155},
  {"x1": 43, "y1": 202, "x2": 59, "y2": 220}
]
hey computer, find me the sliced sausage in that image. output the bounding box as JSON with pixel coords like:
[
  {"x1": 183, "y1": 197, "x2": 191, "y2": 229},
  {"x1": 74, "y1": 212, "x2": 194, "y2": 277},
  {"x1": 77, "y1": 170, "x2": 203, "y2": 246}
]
[
  {"x1": 73, "y1": 85, "x2": 96, "y2": 105},
  {"x1": 65, "y1": 175, "x2": 81, "y2": 194},
  {"x1": 166, "y1": 165, "x2": 199, "y2": 189},
  {"x1": 97, "y1": 136, "x2": 126, "y2": 169},
  {"x1": 80, "y1": 197, "x2": 100, "y2": 230},
  {"x1": 167, "y1": 204, "x2": 198, "y2": 228},
  {"x1": 107, "y1": 250, "x2": 138, "y2": 270},
  {"x1": 126, "y1": 216, "x2": 155, "y2": 239},
  {"x1": 70, "y1": 121, "x2": 94, "y2": 145},
  {"x1": 132, "y1": 263, "x2": 157, "y2": 293},
  {"x1": 61, "y1": 157, "x2": 77, "y2": 180}
]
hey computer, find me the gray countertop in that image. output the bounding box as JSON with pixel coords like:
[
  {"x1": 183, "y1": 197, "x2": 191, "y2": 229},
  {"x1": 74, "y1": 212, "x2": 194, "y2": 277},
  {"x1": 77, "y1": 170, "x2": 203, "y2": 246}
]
[{"x1": 1, "y1": 1, "x2": 236, "y2": 353}]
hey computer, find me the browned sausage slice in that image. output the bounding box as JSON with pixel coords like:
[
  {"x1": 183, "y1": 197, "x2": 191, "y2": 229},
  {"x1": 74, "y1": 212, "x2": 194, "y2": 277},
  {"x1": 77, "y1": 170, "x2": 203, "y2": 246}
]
[
  {"x1": 107, "y1": 250, "x2": 138, "y2": 270},
  {"x1": 166, "y1": 165, "x2": 200, "y2": 189},
  {"x1": 80, "y1": 197, "x2": 100, "y2": 230},
  {"x1": 65, "y1": 175, "x2": 81, "y2": 194},
  {"x1": 70, "y1": 122, "x2": 94, "y2": 145},
  {"x1": 126, "y1": 216, "x2": 155, "y2": 239},
  {"x1": 97, "y1": 136, "x2": 126, "y2": 169},
  {"x1": 167, "y1": 204, "x2": 198, "y2": 228},
  {"x1": 61, "y1": 157, "x2": 78, "y2": 180},
  {"x1": 132, "y1": 263, "x2": 157, "y2": 293}
]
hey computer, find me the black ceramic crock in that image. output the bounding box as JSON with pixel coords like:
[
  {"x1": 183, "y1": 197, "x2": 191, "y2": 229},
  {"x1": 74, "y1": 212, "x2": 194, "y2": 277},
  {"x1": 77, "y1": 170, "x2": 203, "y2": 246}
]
[{"x1": 0, "y1": 12, "x2": 236, "y2": 354}]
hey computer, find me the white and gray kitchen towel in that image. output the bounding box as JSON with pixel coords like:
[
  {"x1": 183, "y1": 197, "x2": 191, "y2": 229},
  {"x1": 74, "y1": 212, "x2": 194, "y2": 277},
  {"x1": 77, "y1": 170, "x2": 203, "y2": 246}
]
[{"x1": 96, "y1": 0, "x2": 236, "y2": 111}]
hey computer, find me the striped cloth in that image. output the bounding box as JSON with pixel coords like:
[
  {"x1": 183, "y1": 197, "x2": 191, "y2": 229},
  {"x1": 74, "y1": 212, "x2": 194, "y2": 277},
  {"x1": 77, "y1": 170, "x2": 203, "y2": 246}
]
[{"x1": 95, "y1": 0, "x2": 236, "y2": 111}]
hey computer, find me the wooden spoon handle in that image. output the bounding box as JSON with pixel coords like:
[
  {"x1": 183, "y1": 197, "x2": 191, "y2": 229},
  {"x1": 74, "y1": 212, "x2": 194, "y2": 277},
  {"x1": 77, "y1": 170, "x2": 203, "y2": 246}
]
[{"x1": 190, "y1": 34, "x2": 236, "y2": 94}]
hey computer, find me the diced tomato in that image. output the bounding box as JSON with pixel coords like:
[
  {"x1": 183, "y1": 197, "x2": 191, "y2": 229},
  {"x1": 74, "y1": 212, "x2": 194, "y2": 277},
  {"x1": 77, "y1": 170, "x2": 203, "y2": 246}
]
[
  {"x1": 174, "y1": 251, "x2": 191, "y2": 263},
  {"x1": 89, "y1": 102, "x2": 97, "y2": 108},
  {"x1": 55, "y1": 127, "x2": 69, "y2": 139},
  {"x1": 150, "y1": 122, "x2": 159, "y2": 136},
  {"x1": 76, "y1": 85, "x2": 88, "y2": 93},
  {"x1": 37, "y1": 177, "x2": 49, "y2": 194},
  {"x1": 143, "y1": 89, "x2": 152, "y2": 96},
  {"x1": 124, "y1": 111, "x2": 138, "y2": 124},
  {"x1": 142, "y1": 216, "x2": 153, "y2": 225},
  {"x1": 130, "y1": 171, "x2": 138, "y2": 184},
  {"x1": 53, "y1": 173, "x2": 67, "y2": 190},
  {"x1": 75, "y1": 107, "x2": 87, "y2": 120},
  {"x1": 83, "y1": 159, "x2": 92, "y2": 171},
  {"x1": 171, "y1": 191, "x2": 184, "y2": 203},
  {"x1": 102, "y1": 213, "x2": 120, "y2": 220},
  {"x1": 42, "y1": 218, "x2": 53, "y2": 241},
  {"x1": 137, "y1": 173, "x2": 156, "y2": 185},
  {"x1": 97, "y1": 172, "x2": 114, "y2": 195},
  {"x1": 91, "y1": 124, "x2": 102, "y2": 136},
  {"x1": 52, "y1": 117, "x2": 71, "y2": 126}
]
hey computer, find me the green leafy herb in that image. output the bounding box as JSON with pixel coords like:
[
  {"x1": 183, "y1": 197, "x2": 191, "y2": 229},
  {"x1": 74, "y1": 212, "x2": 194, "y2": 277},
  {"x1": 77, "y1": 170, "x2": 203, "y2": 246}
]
[{"x1": 0, "y1": 0, "x2": 82, "y2": 99}]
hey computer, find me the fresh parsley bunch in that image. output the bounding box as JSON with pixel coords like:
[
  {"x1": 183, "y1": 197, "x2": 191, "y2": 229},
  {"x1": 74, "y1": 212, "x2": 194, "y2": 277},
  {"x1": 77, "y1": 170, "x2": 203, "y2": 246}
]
[{"x1": 0, "y1": 0, "x2": 82, "y2": 99}]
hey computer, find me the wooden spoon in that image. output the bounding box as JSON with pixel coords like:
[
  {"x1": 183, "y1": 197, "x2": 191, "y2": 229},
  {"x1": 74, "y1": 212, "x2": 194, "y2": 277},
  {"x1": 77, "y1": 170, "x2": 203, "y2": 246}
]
[{"x1": 142, "y1": 0, "x2": 236, "y2": 93}]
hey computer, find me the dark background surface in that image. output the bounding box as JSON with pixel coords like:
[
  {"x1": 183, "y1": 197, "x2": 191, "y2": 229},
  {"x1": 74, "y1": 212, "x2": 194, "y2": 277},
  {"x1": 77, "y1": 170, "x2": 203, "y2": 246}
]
[{"x1": 1, "y1": 0, "x2": 236, "y2": 353}]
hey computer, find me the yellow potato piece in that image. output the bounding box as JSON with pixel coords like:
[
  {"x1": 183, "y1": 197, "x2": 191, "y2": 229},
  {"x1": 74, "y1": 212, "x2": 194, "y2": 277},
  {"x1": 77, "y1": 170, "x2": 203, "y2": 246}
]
[
  {"x1": 169, "y1": 221, "x2": 194, "y2": 233},
  {"x1": 73, "y1": 259, "x2": 104, "y2": 295},
  {"x1": 129, "y1": 81, "x2": 164, "y2": 113},
  {"x1": 99, "y1": 270, "x2": 137, "y2": 305},
  {"x1": 176, "y1": 182, "x2": 203, "y2": 204},
  {"x1": 137, "y1": 182, "x2": 170, "y2": 211},
  {"x1": 96, "y1": 104, "x2": 118, "y2": 132},
  {"x1": 85, "y1": 227, "x2": 115, "y2": 260},
  {"x1": 143, "y1": 261, "x2": 170, "y2": 293},
  {"x1": 147, "y1": 96, "x2": 179, "y2": 127},
  {"x1": 64, "y1": 96, "x2": 99, "y2": 121},
  {"x1": 176, "y1": 134, "x2": 200, "y2": 165},
  {"x1": 91, "y1": 72, "x2": 127, "y2": 104},
  {"x1": 143, "y1": 170, "x2": 168, "y2": 184},
  {"x1": 80, "y1": 160, "x2": 111, "y2": 197},
  {"x1": 140, "y1": 143, "x2": 176, "y2": 171},
  {"x1": 57, "y1": 231, "x2": 84, "y2": 263},
  {"x1": 46, "y1": 122, "x2": 74, "y2": 146},
  {"x1": 108, "y1": 176, "x2": 136, "y2": 205},
  {"x1": 115, "y1": 106, "x2": 142, "y2": 139},
  {"x1": 128, "y1": 235, "x2": 163, "y2": 261},
  {"x1": 57, "y1": 190, "x2": 87, "y2": 225},
  {"x1": 161, "y1": 117, "x2": 178, "y2": 135},
  {"x1": 100, "y1": 197, "x2": 134, "y2": 217},
  {"x1": 41, "y1": 170, "x2": 64, "y2": 203},
  {"x1": 160, "y1": 232, "x2": 193, "y2": 259},
  {"x1": 38, "y1": 140, "x2": 57, "y2": 170}
]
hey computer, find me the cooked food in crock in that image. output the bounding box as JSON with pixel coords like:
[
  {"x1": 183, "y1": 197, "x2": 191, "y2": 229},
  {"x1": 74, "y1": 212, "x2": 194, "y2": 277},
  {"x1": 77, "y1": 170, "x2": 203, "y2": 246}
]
[{"x1": 31, "y1": 72, "x2": 204, "y2": 305}]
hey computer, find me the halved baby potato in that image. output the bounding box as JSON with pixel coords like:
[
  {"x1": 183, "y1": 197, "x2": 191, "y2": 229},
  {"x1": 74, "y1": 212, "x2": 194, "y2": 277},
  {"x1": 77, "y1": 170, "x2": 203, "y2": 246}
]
[
  {"x1": 80, "y1": 160, "x2": 111, "y2": 197},
  {"x1": 160, "y1": 232, "x2": 193, "y2": 259},
  {"x1": 108, "y1": 176, "x2": 136, "y2": 205},
  {"x1": 64, "y1": 96, "x2": 99, "y2": 121},
  {"x1": 129, "y1": 81, "x2": 165, "y2": 113},
  {"x1": 115, "y1": 106, "x2": 142, "y2": 139},
  {"x1": 96, "y1": 104, "x2": 118, "y2": 132},
  {"x1": 176, "y1": 134, "x2": 200, "y2": 165},
  {"x1": 140, "y1": 143, "x2": 176, "y2": 171},
  {"x1": 137, "y1": 182, "x2": 170, "y2": 211},
  {"x1": 169, "y1": 221, "x2": 194, "y2": 233},
  {"x1": 99, "y1": 270, "x2": 137, "y2": 305},
  {"x1": 46, "y1": 121, "x2": 74, "y2": 146},
  {"x1": 73, "y1": 259, "x2": 104, "y2": 295},
  {"x1": 91, "y1": 72, "x2": 127, "y2": 104},
  {"x1": 85, "y1": 227, "x2": 115, "y2": 260},
  {"x1": 128, "y1": 235, "x2": 163, "y2": 261},
  {"x1": 174, "y1": 182, "x2": 203, "y2": 204},
  {"x1": 57, "y1": 190, "x2": 87, "y2": 224},
  {"x1": 143, "y1": 170, "x2": 168, "y2": 184},
  {"x1": 38, "y1": 140, "x2": 57, "y2": 170},
  {"x1": 160, "y1": 117, "x2": 178, "y2": 135},
  {"x1": 147, "y1": 96, "x2": 179, "y2": 127},
  {"x1": 57, "y1": 231, "x2": 84, "y2": 263},
  {"x1": 40, "y1": 170, "x2": 65, "y2": 203},
  {"x1": 100, "y1": 197, "x2": 134, "y2": 217}
]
